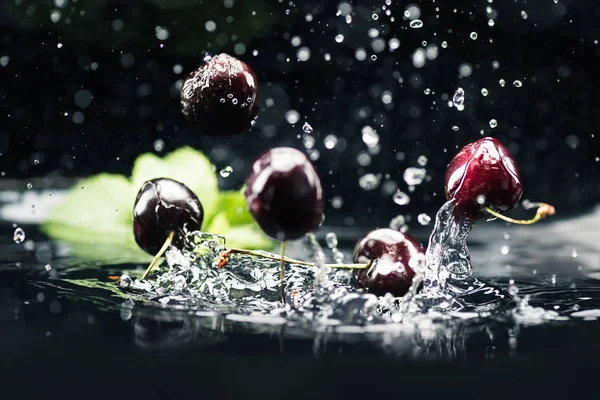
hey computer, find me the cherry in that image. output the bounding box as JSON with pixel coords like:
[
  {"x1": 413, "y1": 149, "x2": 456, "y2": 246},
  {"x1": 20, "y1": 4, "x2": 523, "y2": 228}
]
[
  {"x1": 133, "y1": 178, "x2": 203, "y2": 279},
  {"x1": 444, "y1": 137, "x2": 523, "y2": 222},
  {"x1": 244, "y1": 147, "x2": 324, "y2": 241},
  {"x1": 244, "y1": 147, "x2": 324, "y2": 303},
  {"x1": 180, "y1": 53, "x2": 259, "y2": 135},
  {"x1": 353, "y1": 228, "x2": 425, "y2": 297}
]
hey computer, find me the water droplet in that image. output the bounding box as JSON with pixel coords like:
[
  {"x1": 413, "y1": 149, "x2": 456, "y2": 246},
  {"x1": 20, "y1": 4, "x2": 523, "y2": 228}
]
[
  {"x1": 13, "y1": 228, "x2": 25, "y2": 243},
  {"x1": 361, "y1": 126, "x2": 379, "y2": 147},
  {"x1": 452, "y1": 87, "x2": 465, "y2": 110},
  {"x1": 359, "y1": 174, "x2": 380, "y2": 191},
  {"x1": 417, "y1": 213, "x2": 431, "y2": 225},
  {"x1": 393, "y1": 190, "x2": 410, "y2": 205},
  {"x1": 324, "y1": 134, "x2": 337, "y2": 149},
  {"x1": 513, "y1": 80, "x2": 523, "y2": 87},
  {"x1": 26, "y1": 183, "x2": 33, "y2": 189},
  {"x1": 403, "y1": 167, "x2": 426, "y2": 185},
  {"x1": 470, "y1": 32, "x2": 478, "y2": 40},
  {"x1": 119, "y1": 274, "x2": 132, "y2": 288},
  {"x1": 325, "y1": 232, "x2": 338, "y2": 249},
  {"x1": 409, "y1": 19, "x2": 423, "y2": 28},
  {"x1": 219, "y1": 166, "x2": 233, "y2": 177},
  {"x1": 572, "y1": 248, "x2": 578, "y2": 258},
  {"x1": 330, "y1": 196, "x2": 343, "y2": 209},
  {"x1": 302, "y1": 122, "x2": 313, "y2": 134},
  {"x1": 489, "y1": 119, "x2": 498, "y2": 128},
  {"x1": 389, "y1": 215, "x2": 406, "y2": 230},
  {"x1": 302, "y1": 134, "x2": 316, "y2": 149},
  {"x1": 476, "y1": 194, "x2": 486, "y2": 205},
  {"x1": 500, "y1": 245, "x2": 510, "y2": 255},
  {"x1": 174, "y1": 275, "x2": 187, "y2": 289},
  {"x1": 335, "y1": 34, "x2": 344, "y2": 43},
  {"x1": 153, "y1": 139, "x2": 165, "y2": 152},
  {"x1": 520, "y1": 10, "x2": 528, "y2": 19}
]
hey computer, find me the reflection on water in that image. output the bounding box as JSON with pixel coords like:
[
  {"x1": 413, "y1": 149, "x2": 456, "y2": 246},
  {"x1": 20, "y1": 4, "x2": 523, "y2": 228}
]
[{"x1": 2, "y1": 204, "x2": 600, "y2": 359}]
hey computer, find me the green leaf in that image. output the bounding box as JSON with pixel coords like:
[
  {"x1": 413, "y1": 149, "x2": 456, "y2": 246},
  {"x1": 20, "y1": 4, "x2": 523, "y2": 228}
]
[
  {"x1": 205, "y1": 211, "x2": 274, "y2": 250},
  {"x1": 41, "y1": 147, "x2": 275, "y2": 261},
  {"x1": 40, "y1": 173, "x2": 135, "y2": 245},
  {"x1": 130, "y1": 146, "x2": 219, "y2": 227}
]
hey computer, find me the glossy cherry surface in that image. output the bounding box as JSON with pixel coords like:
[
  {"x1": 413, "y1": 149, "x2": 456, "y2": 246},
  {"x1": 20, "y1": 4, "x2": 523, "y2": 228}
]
[
  {"x1": 444, "y1": 137, "x2": 523, "y2": 221},
  {"x1": 180, "y1": 53, "x2": 259, "y2": 135},
  {"x1": 353, "y1": 228, "x2": 425, "y2": 297},
  {"x1": 133, "y1": 178, "x2": 203, "y2": 255},
  {"x1": 244, "y1": 147, "x2": 324, "y2": 241}
]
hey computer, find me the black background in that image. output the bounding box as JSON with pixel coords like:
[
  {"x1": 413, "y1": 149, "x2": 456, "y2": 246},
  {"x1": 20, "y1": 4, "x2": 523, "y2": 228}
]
[{"x1": 1, "y1": 0, "x2": 599, "y2": 228}]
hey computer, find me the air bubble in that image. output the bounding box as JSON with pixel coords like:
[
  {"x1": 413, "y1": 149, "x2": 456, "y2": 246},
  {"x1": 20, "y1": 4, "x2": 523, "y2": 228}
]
[
  {"x1": 26, "y1": 183, "x2": 33, "y2": 189},
  {"x1": 489, "y1": 119, "x2": 498, "y2": 128},
  {"x1": 417, "y1": 155, "x2": 428, "y2": 166},
  {"x1": 361, "y1": 126, "x2": 379, "y2": 147},
  {"x1": 513, "y1": 80, "x2": 523, "y2": 88},
  {"x1": 389, "y1": 215, "x2": 406, "y2": 230},
  {"x1": 481, "y1": 88, "x2": 489, "y2": 96},
  {"x1": 499, "y1": 79, "x2": 506, "y2": 87},
  {"x1": 500, "y1": 245, "x2": 510, "y2": 255},
  {"x1": 470, "y1": 32, "x2": 478, "y2": 40}
]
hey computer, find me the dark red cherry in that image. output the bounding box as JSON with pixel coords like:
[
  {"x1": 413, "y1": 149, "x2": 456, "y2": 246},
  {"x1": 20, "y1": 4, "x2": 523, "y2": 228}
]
[
  {"x1": 244, "y1": 147, "x2": 324, "y2": 241},
  {"x1": 444, "y1": 137, "x2": 523, "y2": 222},
  {"x1": 352, "y1": 228, "x2": 425, "y2": 297},
  {"x1": 133, "y1": 178, "x2": 203, "y2": 255},
  {"x1": 180, "y1": 53, "x2": 259, "y2": 135}
]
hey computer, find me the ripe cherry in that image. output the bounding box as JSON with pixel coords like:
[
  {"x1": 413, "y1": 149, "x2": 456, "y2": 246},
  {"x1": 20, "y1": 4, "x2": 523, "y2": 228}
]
[
  {"x1": 444, "y1": 137, "x2": 523, "y2": 222},
  {"x1": 244, "y1": 147, "x2": 324, "y2": 303},
  {"x1": 244, "y1": 147, "x2": 324, "y2": 241},
  {"x1": 180, "y1": 53, "x2": 259, "y2": 135},
  {"x1": 133, "y1": 178, "x2": 203, "y2": 279},
  {"x1": 353, "y1": 228, "x2": 425, "y2": 297}
]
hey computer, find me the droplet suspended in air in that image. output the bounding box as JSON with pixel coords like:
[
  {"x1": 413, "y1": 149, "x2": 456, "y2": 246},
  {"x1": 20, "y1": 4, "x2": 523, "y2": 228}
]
[
  {"x1": 219, "y1": 166, "x2": 233, "y2": 177},
  {"x1": 403, "y1": 167, "x2": 426, "y2": 186},
  {"x1": 417, "y1": 213, "x2": 431, "y2": 225},
  {"x1": 393, "y1": 190, "x2": 410, "y2": 205},
  {"x1": 409, "y1": 20, "x2": 423, "y2": 28},
  {"x1": 452, "y1": 87, "x2": 465, "y2": 110},
  {"x1": 302, "y1": 122, "x2": 313, "y2": 134},
  {"x1": 13, "y1": 227, "x2": 25, "y2": 243}
]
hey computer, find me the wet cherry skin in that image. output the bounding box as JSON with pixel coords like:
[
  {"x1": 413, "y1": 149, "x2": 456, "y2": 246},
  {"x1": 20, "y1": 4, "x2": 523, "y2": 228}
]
[
  {"x1": 244, "y1": 147, "x2": 324, "y2": 241},
  {"x1": 444, "y1": 137, "x2": 523, "y2": 222},
  {"x1": 353, "y1": 228, "x2": 425, "y2": 297},
  {"x1": 180, "y1": 53, "x2": 259, "y2": 135},
  {"x1": 133, "y1": 178, "x2": 203, "y2": 255}
]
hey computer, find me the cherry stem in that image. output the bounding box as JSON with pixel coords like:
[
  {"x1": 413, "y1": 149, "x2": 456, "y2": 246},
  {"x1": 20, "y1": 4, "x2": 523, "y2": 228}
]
[
  {"x1": 219, "y1": 247, "x2": 370, "y2": 270},
  {"x1": 484, "y1": 202, "x2": 556, "y2": 225},
  {"x1": 279, "y1": 241, "x2": 286, "y2": 305},
  {"x1": 140, "y1": 230, "x2": 175, "y2": 281}
]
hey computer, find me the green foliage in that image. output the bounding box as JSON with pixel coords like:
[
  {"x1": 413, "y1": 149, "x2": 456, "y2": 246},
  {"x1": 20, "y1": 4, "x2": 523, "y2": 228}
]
[{"x1": 41, "y1": 147, "x2": 274, "y2": 260}]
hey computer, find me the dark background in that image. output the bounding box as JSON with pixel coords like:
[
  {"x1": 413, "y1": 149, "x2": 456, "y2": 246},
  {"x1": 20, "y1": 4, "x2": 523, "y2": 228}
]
[{"x1": 1, "y1": 0, "x2": 599, "y2": 228}]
